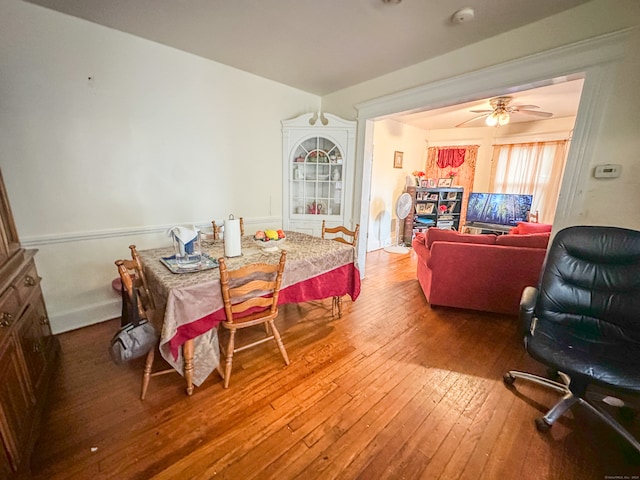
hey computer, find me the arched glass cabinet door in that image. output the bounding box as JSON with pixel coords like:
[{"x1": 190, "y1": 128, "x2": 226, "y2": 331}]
[{"x1": 290, "y1": 136, "x2": 344, "y2": 217}]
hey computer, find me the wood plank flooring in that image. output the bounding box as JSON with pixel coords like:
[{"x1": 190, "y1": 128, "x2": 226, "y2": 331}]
[{"x1": 28, "y1": 249, "x2": 639, "y2": 479}]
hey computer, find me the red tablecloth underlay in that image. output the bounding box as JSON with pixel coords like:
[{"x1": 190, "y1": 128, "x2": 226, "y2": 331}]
[{"x1": 168, "y1": 263, "x2": 361, "y2": 359}]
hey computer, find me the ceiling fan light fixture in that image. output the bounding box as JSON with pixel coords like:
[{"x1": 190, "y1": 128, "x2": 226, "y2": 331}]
[
  {"x1": 485, "y1": 113, "x2": 498, "y2": 126},
  {"x1": 498, "y1": 112, "x2": 510, "y2": 125}
]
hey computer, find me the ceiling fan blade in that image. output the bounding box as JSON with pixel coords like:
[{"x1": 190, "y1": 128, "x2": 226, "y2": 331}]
[
  {"x1": 512, "y1": 104, "x2": 540, "y2": 110},
  {"x1": 469, "y1": 109, "x2": 492, "y2": 113},
  {"x1": 455, "y1": 113, "x2": 489, "y2": 127},
  {"x1": 518, "y1": 109, "x2": 553, "y2": 118}
]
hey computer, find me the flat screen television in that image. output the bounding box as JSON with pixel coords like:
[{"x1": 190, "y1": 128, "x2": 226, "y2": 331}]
[{"x1": 465, "y1": 192, "x2": 533, "y2": 230}]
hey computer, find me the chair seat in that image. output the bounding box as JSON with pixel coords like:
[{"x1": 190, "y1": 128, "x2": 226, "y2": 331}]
[{"x1": 528, "y1": 320, "x2": 640, "y2": 393}]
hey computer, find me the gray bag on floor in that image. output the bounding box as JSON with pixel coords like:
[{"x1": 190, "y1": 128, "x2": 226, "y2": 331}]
[{"x1": 109, "y1": 287, "x2": 158, "y2": 365}]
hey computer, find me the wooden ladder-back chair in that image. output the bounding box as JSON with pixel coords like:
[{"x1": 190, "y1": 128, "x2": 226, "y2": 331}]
[
  {"x1": 321, "y1": 220, "x2": 359, "y2": 317},
  {"x1": 321, "y1": 220, "x2": 359, "y2": 246},
  {"x1": 218, "y1": 250, "x2": 288, "y2": 388},
  {"x1": 115, "y1": 250, "x2": 174, "y2": 400}
]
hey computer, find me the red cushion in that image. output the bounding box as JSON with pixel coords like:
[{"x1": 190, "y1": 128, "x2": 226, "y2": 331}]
[
  {"x1": 516, "y1": 222, "x2": 552, "y2": 234},
  {"x1": 508, "y1": 226, "x2": 520, "y2": 235},
  {"x1": 414, "y1": 232, "x2": 426, "y2": 246},
  {"x1": 426, "y1": 227, "x2": 496, "y2": 249},
  {"x1": 496, "y1": 232, "x2": 550, "y2": 249}
]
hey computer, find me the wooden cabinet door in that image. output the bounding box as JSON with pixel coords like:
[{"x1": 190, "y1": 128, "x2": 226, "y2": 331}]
[
  {"x1": 17, "y1": 305, "x2": 48, "y2": 391},
  {"x1": 0, "y1": 335, "x2": 34, "y2": 473}
]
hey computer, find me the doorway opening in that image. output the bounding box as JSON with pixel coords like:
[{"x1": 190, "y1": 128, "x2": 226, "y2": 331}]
[{"x1": 366, "y1": 77, "x2": 584, "y2": 253}]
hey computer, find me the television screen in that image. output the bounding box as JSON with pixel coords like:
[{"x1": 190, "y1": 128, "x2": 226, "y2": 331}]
[{"x1": 465, "y1": 192, "x2": 533, "y2": 227}]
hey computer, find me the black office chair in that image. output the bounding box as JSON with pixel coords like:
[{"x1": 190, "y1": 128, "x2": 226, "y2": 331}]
[{"x1": 503, "y1": 225, "x2": 640, "y2": 454}]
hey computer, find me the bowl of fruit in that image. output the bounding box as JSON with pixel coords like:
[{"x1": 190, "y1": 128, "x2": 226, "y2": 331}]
[{"x1": 254, "y1": 229, "x2": 286, "y2": 251}]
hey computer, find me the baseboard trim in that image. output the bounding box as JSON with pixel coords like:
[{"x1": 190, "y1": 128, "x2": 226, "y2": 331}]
[{"x1": 49, "y1": 299, "x2": 121, "y2": 335}]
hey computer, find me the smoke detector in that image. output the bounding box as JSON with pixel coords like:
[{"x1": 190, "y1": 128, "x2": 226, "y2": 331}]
[
  {"x1": 382, "y1": 0, "x2": 402, "y2": 4},
  {"x1": 451, "y1": 7, "x2": 475, "y2": 24}
]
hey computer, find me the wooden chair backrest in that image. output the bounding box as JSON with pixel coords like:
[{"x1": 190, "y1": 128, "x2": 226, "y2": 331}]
[
  {"x1": 527, "y1": 210, "x2": 539, "y2": 223},
  {"x1": 128, "y1": 245, "x2": 154, "y2": 309},
  {"x1": 322, "y1": 220, "x2": 360, "y2": 246},
  {"x1": 218, "y1": 250, "x2": 286, "y2": 324},
  {"x1": 115, "y1": 259, "x2": 149, "y2": 319},
  {"x1": 201, "y1": 217, "x2": 245, "y2": 242}
]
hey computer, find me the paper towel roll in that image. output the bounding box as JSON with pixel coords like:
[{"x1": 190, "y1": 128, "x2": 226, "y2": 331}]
[{"x1": 224, "y1": 216, "x2": 242, "y2": 257}]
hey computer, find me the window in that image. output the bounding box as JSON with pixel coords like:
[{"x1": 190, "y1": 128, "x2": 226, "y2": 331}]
[{"x1": 489, "y1": 141, "x2": 568, "y2": 224}]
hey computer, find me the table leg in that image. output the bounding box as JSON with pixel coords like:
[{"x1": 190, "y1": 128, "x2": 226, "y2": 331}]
[{"x1": 183, "y1": 339, "x2": 194, "y2": 396}]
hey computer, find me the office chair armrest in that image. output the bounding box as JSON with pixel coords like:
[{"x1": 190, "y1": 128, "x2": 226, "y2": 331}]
[{"x1": 519, "y1": 286, "x2": 538, "y2": 337}]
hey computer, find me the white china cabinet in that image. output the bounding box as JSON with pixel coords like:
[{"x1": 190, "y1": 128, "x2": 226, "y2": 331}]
[{"x1": 281, "y1": 113, "x2": 356, "y2": 236}]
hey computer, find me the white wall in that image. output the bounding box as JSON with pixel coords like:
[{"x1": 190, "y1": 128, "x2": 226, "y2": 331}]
[
  {"x1": 368, "y1": 120, "x2": 425, "y2": 251},
  {"x1": 0, "y1": 0, "x2": 319, "y2": 333}
]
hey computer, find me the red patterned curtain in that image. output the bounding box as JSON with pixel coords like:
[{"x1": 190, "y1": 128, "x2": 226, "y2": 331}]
[{"x1": 426, "y1": 145, "x2": 479, "y2": 229}]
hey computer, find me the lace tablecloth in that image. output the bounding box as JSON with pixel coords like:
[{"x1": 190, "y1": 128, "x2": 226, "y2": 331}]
[{"x1": 139, "y1": 231, "x2": 361, "y2": 386}]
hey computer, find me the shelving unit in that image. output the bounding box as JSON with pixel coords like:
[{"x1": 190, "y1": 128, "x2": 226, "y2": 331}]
[
  {"x1": 412, "y1": 187, "x2": 464, "y2": 235},
  {"x1": 282, "y1": 113, "x2": 356, "y2": 236}
]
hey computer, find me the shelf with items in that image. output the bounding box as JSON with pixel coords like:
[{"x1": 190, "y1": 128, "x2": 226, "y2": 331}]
[
  {"x1": 412, "y1": 187, "x2": 464, "y2": 233},
  {"x1": 283, "y1": 113, "x2": 355, "y2": 236}
]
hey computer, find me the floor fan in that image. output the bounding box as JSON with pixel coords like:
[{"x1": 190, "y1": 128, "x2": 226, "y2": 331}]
[{"x1": 384, "y1": 192, "x2": 412, "y2": 254}]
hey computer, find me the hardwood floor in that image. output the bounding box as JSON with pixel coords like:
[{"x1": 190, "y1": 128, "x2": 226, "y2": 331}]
[{"x1": 29, "y1": 250, "x2": 639, "y2": 479}]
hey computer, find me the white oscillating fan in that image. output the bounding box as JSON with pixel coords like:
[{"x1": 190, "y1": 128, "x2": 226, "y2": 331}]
[{"x1": 384, "y1": 192, "x2": 413, "y2": 254}]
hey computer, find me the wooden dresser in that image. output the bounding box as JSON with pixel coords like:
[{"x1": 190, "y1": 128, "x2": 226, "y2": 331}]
[{"x1": 0, "y1": 170, "x2": 59, "y2": 478}]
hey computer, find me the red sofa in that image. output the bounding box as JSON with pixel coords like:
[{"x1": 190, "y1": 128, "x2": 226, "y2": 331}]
[{"x1": 412, "y1": 226, "x2": 551, "y2": 315}]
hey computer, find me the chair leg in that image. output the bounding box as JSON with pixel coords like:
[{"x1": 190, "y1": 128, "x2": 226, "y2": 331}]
[
  {"x1": 332, "y1": 296, "x2": 343, "y2": 318},
  {"x1": 504, "y1": 369, "x2": 640, "y2": 453},
  {"x1": 223, "y1": 330, "x2": 236, "y2": 389},
  {"x1": 269, "y1": 320, "x2": 290, "y2": 365},
  {"x1": 141, "y1": 347, "x2": 155, "y2": 400}
]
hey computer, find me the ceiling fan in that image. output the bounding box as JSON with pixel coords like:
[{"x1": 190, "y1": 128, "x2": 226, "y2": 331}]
[{"x1": 456, "y1": 96, "x2": 553, "y2": 127}]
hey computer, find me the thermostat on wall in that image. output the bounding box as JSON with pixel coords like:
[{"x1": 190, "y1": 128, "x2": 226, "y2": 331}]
[{"x1": 594, "y1": 164, "x2": 621, "y2": 178}]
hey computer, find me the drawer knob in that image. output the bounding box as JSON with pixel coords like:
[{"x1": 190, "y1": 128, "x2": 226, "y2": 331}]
[
  {"x1": 24, "y1": 275, "x2": 36, "y2": 287},
  {"x1": 0, "y1": 312, "x2": 13, "y2": 327}
]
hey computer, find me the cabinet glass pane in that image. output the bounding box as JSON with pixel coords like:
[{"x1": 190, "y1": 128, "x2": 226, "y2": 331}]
[{"x1": 290, "y1": 135, "x2": 344, "y2": 218}]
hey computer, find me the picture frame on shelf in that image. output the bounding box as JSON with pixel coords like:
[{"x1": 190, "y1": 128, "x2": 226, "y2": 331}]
[
  {"x1": 427, "y1": 178, "x2": 437, "y2": 188},
  {"x1": 393, "y1": 151, "x2": 404, "y2": 169},
  {"x1": 446, "y1": 191, "x2": 458, "y2": 200},
  {"x1": 438, "y1": 178, "x2": 453, "y2": 187},
  {"x1": 416, "y1": 203, "x2": 435, "y2": 214},
  {"x1": 419, "y1": 179, "x2": 430, "y2": 188},
  {"x1": 428, "y1": 193, "x2": 439, "y2": 200}
]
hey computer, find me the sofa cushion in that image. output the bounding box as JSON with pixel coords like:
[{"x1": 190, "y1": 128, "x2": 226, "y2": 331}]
[
  {"x1": 426, "y1": 227, "x2": 496, "y2": 249},
  {"x1": 496, "y1": 232, "x2": 550, "y2": 249},
  {"x1": 512, "y1": 221, "x2": 552, "y2": 234}
]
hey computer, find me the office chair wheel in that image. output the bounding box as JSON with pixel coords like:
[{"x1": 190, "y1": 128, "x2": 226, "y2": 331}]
[
  {"x1": 535, "y1": 417, "x2": 552, "y2": 432},
  {"x1": 503, "y1": 372, "x2": 516, "y2": 386}
]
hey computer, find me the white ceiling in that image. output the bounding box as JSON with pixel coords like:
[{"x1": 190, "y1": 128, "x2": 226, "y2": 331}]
[{"x1": 23, "y1": 0, "x2": 592, "y2": 96}]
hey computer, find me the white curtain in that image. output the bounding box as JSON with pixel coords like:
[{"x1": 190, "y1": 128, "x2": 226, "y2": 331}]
[{"x1": 489, "y1": 141, "x2": 568, "y2": 224}]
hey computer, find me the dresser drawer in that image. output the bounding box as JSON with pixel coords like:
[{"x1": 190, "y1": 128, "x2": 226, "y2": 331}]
[
  {"x1": 0, "y1": 286, "x2": 20, "y2": 329},
  {"x1": 13, "y1": 261, "x2": 40, "y2": 305}
]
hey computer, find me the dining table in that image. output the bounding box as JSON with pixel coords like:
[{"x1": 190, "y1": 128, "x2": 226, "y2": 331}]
[{"x1": 138, "y1": 231, "x2": 361, "y2": 395}]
